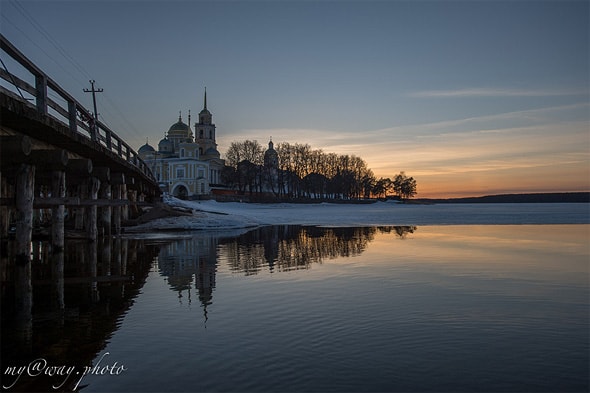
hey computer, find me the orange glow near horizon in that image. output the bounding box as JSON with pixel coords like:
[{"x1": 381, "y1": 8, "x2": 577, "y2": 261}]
[
  {"x1": 370, "y1": 154, "x2": 590, "y2": 198},
  {"x1": 213, "y1": 102, "x2": 590, "y2": 200},
  {"x1": 372, "y1": 163, "x2": 590, "y2": 199}
]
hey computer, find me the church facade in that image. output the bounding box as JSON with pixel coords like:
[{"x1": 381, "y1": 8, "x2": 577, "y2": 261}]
[{"x1": 138, "y1": 90, "x2": 225, "y2": 198}]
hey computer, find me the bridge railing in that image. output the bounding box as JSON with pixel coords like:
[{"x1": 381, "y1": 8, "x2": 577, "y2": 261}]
[{"x1": 0, "y1": 34, "x2": 155, "y2": 181}]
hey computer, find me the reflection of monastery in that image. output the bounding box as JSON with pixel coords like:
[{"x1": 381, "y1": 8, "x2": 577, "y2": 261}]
[
  {"x1": 138, "y1": 90, "x2": 225, "y2": 198},
  {"x1": 154, "y1": 226, "x2": 415, "y2": 323},
  {"x1": 157, "y1": 236, "x2": 218, "y2": 321}
]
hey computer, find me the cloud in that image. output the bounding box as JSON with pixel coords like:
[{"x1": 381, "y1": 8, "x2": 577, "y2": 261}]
[
  {"x1": 218, "y1": 103, "x2": 589, "y2": 165},
  {"x1": 409, "y1": 87, "x2": 588, "y2": 98},
  {"x1": 369, "y1": 102, "x2": 589, "y2": 138},
  {"x1": 214, "y1": 102, "x2": 589, "y2": 197}
]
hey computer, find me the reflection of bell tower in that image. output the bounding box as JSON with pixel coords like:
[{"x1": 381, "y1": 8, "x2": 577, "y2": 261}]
[
  {"x1": 195, "y1": 256, "x2": 216, "y2": 322},
  {"x1": 262, "y1": 226, "x2": 279, "y2": 272}
]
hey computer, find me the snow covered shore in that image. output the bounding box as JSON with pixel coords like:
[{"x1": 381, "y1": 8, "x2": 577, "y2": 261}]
[{"x1": 122, "y1": 196, "x2": 589, "y2": 232}]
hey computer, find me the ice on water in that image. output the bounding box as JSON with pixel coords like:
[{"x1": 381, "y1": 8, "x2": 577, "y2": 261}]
[{"x1": 125, "y1": 196, "x2": 589, "y2": 232}]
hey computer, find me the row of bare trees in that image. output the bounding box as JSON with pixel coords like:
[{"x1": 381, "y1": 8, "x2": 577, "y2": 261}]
[{"x1": 222, "y1": 140, "x2": 417, "y2": 200}]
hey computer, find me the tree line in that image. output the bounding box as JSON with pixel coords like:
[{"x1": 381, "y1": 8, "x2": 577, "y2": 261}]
[{"x1": 222, "y1": 140, "x2": 417, "y2": 200}]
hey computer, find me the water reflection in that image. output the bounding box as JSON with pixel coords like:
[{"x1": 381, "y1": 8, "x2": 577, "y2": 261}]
[
  {"x1": 220, "y1": 225, "x2": 416, "y2": 274},
  {"x1": 1, "y1": 237, "x2": 159, "y2": 391},
  {"x1": 2, "y1": 224, "x2": 588, "y2": 392},
  {"x1": 157, "y1": 235, "x2": 218, "y2": 321},
  {"x1": 2, "y1": 225, "x2": 413, "y2": 391},
  {"x1": 156, "y1": 226, "x2": 415, "y2": 321}
]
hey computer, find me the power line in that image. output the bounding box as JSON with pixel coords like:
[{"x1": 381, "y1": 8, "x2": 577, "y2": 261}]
[
  {"x1": 101, "y1": 94, "x2": 144, "y2": 138},
  {"x1": 5, "y1": 0, "x2": 147, "y2": 143},
  {"x1": 0, "y1": 57, "x2": 27, "y2": 100},
  {"x1": 0, "y1": 13, "x2": 86, "y2": 88},
  {"x1": 8, "y1": 0, "x2": 92, "y2": 81}
]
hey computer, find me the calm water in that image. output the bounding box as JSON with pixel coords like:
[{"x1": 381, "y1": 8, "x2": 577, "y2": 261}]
[{"x1": 2, "y1": 223, "x2": 589, "y2": 392}]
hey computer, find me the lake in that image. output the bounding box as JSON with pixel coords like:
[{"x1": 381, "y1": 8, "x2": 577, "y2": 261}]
[{"x1": 1, "y1": 205, "x2": 589, "y2": 392}]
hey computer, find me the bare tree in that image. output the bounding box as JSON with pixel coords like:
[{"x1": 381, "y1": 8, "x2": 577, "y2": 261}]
[{"x1": 223, "y1": 138, "x2": 417, "y2": 201}]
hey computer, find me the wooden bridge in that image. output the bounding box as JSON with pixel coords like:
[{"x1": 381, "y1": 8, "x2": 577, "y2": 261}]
[{"x1": 0, "y1": 34, "x2": 160, "y2": 263}]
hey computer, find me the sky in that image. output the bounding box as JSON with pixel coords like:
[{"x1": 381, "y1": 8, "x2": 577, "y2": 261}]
[{"x1": 1, "y1": 0, "x2": 588, "y2": 198}]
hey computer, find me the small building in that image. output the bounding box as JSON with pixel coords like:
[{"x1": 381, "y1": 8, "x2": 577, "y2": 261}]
[{"x1": 138, "y1": 90, "x2": 225, "y2": 198}]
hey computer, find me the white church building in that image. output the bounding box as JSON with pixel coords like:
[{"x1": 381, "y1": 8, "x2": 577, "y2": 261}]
[{"x1": 138, "y1": 90, "x2": 225, "y2": 198}]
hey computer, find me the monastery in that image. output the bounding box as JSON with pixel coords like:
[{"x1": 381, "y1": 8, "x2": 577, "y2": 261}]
[{"x1": 138, "y1": 90, "x2": 225, "y2": 198}]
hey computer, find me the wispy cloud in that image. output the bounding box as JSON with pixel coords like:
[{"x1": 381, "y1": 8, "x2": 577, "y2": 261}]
[
  {"x1": 410, "y1": 87, "x2": 589, "y2": 98},
  {"x1": 216, "y1": 102, "x2": 589, "y2": 197},
  {"x1": 369, "y1": 102, "x2": 590, "y2": 137}
]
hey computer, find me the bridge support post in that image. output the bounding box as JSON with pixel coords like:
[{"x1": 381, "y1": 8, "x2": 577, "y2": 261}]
[
  {"x1": 74, "y1": 181, "x2": 86, "y2": 231},
  {"x1": 51, "y1": 170, "x2": 65, "y2": 253},
  {"x1": 99, "y1": 182, "x2": 111, "y2": 237},
  {"x1": 111, "y1": 173, "x2": 125, "y2": 235},
  {"x1": 128, "y1": 189, "x2": 138, "y2": 219},
  {"x1": 93, "y1": 167, "x2": 111, "y2": 237},
  {"x1": 121, "y1": 183, "x2": 128, "y2": 221},
  {"x1": 85, "y1": 177, "x2": 100, "y2": 242},
  {"x1": 35, "y1": 74, "x2": 48, "y2": 115},
  {"x1": 1, "y1": 136, "x2": 31, "y2": 239},
  {"x1": 50, "y1": 169, "x2": 66, "y2": 311},
  {"x1": 15, "y1": 163, "x2": 35, "y2": 322},
  {"x1": 113, "y1": 184, "x2": 121, "y2": 235}
]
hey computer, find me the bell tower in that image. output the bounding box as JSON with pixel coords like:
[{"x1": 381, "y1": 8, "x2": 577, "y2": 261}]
[{"x1": 194, "y1": 88, "x2": 219, "y2": 158}]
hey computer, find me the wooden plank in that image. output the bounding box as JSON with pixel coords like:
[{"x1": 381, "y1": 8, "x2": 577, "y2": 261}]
[
  {"x1": 30, "y1": 197, "x2": 80, "y2": 207},
  {"x1": 47, "y1": 96, "x2": 69, "y2": 120},
  {"x1": 79, "y1": 199, "x2": 132, "y2": 206},
  {"x1": 0, "y1": 67, "x2": 36, "y2": 97},
  {"x1": 26, "y1": 197, "x2": 134, "y2": 208}
]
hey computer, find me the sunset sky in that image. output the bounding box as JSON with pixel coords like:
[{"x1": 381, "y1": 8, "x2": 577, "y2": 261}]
[{"x1": 1, "y1": 0, "x2": 588, "y2": 198}]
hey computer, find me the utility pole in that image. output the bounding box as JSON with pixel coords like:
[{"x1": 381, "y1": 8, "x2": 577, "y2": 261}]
[{"x1": 83, "y1": 80, "x2": 103, "y2": 141}]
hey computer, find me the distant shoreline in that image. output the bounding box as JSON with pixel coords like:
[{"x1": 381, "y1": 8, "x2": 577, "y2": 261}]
[
  {"x1": 205, "y1": 192, "x2": 589, "y2": 205},
  {"x1": 413, "y1": 192, "x2": 590, "y2": 204}
]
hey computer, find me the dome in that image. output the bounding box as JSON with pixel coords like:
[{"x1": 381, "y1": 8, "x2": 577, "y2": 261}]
[
  {"x1": 158, "y1": 136, "x2": 174, "y2": 152},
  {"x1": 264, "y1": 140, "x2": 277, "y2": 157},
  {"x1": 138, "y1": 142, "x2": 155, "y2": 154},
  {"x1": 168, "y1": 119, "x2": 189, "y2": 133},
  {"x1": 264, "y1": 139, "x2": 278, "y2": 167},
  {"x1": 204, "y1": 147, "x2": 220, "y2": 157}
]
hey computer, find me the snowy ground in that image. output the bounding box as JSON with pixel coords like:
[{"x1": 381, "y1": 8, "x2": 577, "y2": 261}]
[{"x1": 123, "y1": 196, "x2": 590, "y2": 233}]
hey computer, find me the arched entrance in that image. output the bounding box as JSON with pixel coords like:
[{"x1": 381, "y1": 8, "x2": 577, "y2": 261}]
[{"x1": 173, "y1": 184, "x2": 189, "y2": 199}]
